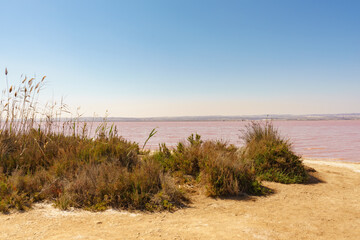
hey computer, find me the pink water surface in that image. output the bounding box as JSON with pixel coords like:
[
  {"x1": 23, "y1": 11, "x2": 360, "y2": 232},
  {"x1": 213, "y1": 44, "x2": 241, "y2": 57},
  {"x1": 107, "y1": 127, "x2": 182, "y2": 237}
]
[{"x1": 95, "y1": 120, "x2": 360, "y2": 163}]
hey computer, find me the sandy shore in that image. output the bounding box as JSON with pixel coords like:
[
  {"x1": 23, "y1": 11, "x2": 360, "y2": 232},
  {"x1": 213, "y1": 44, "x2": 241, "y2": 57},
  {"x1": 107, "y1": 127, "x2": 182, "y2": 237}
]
[{"x1": 1, "y1": 159, "x2": 359, "y2": 240}]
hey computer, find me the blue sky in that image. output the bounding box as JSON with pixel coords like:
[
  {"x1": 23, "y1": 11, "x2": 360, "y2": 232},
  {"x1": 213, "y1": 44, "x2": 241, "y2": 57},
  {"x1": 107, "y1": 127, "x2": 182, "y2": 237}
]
[{"x1": 1, "y1": 0, "x2": 359, "y2": 117}]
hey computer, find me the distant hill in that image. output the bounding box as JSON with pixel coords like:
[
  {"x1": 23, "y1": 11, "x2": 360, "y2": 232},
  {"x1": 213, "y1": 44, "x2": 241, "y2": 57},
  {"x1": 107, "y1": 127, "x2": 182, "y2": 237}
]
[{"x1": 78, "y1": 113, "x2": 360, "y2": 122}]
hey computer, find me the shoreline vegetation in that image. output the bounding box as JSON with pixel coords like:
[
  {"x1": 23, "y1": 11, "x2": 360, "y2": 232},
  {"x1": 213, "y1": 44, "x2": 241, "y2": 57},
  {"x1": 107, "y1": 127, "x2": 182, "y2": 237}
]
[{"x1": 1, "y1": 73, "x2": 309, "y2": 213}]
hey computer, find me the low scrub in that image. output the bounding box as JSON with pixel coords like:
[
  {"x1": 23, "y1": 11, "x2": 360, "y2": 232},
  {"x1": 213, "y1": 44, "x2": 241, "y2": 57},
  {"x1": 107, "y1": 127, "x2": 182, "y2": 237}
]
[
  {"x1": 0, "y1": 130, "x2": 139, "y2": 175},
  {"x1": 241, "y1": 121, "x2": 308, "y2": 183},
  {"x1": 0, "y1": 132, "x2": 187, "y2": 213},
  {"x1": 152, "y1": 135, "x2": 266, "y2": 197},
  {"x1": 55, "y1": 159, "x2": 185, "y2": 211}
]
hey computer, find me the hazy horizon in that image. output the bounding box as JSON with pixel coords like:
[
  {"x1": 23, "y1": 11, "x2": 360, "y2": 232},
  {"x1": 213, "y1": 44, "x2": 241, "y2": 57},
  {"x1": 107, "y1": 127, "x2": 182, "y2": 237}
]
[
  {"x1": 1, "y1": 0, "x2": 359, "y2": 117},
  {"x1": 42, "y1": 113, "x2": 360, "y2": 121}
]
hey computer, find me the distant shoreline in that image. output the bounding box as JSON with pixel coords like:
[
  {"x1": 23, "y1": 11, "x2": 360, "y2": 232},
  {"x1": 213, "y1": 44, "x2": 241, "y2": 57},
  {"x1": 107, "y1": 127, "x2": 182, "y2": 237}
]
[{"x1": 72, "y1": 114, "x2": 360, "y2": 122}]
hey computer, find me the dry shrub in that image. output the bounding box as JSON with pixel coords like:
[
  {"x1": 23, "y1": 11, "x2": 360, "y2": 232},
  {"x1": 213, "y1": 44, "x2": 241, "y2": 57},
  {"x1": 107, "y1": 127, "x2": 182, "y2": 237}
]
[
  {"x1": 0, "y1": 128, "x2": 186, "y2": 212},
  {"x1": 59, "y1": 160, "x2": 186, "y2": 211},
  {"x1": 0, "y1": 168, "x2": 53, "y2": 213},
  {"x1": 153, "y1": 136, "x2": 265, "y2": 197},
  {"x1": 200, "y1": 142, "x2": 263, "y2": 196}
]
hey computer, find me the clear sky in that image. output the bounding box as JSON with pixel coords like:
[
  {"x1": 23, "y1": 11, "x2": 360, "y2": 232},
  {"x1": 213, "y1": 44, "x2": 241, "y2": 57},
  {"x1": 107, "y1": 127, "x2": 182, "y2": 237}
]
[{"x1": 1, "y1": 0, "x2": 359, "y2": 117}]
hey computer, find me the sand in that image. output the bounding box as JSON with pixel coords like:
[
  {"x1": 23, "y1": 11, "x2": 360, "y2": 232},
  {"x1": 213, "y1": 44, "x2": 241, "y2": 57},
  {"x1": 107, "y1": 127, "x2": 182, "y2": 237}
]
[{"x1": 1, "y1": 159, "x2": 359, "y2": 240}]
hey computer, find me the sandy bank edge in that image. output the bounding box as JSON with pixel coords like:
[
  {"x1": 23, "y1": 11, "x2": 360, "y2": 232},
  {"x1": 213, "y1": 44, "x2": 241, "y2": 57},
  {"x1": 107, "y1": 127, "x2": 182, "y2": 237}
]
[{"x1": 303, "y1": 158, "x2": 360, "y2": 173}]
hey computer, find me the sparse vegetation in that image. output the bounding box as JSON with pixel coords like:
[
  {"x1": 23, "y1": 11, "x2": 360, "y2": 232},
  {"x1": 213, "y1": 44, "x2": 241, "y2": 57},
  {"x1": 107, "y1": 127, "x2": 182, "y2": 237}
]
[{"x1": 0, "y1": 69, "x2": 308, "y2": 214}]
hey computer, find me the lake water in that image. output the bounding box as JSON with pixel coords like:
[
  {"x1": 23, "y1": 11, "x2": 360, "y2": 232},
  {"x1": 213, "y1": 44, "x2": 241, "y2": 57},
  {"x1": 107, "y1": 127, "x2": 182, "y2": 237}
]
[{"x1": 91, "y1": 120, "x2": 360, "y2": 163}]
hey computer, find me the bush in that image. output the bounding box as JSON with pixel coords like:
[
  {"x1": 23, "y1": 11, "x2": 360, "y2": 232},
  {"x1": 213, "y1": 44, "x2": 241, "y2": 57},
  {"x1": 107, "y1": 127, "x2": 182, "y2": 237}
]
[
  {"x1": 54, "y1": 159, "x2": 186, "y2": 211},
  {"x1": 152, "y1": 136, "x2": 266, "y2": 197},
  {"x1": 241, "y1": 121, "x2": 308, "y2": 183},
  {"x1": 0, "y1": 132, "x2": 188, "y2": 213},
  {"x1": 199, "y1": 141, "x2": 265, "y2": 196}
]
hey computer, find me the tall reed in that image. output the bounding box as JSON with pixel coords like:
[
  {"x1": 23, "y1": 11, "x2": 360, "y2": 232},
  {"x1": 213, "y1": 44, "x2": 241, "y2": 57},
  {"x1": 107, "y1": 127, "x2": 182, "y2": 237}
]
[{"x1": 0, "y1": 69, "x2": 186, "y2": 213}]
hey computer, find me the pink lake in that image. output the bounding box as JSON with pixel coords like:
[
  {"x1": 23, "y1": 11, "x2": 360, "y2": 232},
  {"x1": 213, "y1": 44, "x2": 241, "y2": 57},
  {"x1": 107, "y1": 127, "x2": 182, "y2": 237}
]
[{"x1": 91, "y1": 120, "x2": 360, "y2": 163}]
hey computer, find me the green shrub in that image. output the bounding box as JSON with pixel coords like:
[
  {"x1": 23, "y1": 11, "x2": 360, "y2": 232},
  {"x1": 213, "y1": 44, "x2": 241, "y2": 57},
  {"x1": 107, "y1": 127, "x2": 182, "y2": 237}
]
[
  {"x1": 152, "y1": 136, "x2": 266, "y2": 197},
  {"x1": 241, "y1": 121, "x2": 308, "y2": 183}
]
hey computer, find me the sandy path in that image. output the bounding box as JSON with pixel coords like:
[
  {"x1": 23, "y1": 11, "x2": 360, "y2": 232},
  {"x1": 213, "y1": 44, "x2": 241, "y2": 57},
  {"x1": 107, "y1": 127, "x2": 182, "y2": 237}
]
[{"x1": 1, "y1": 159, "x2": 359, "y2": 240}]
